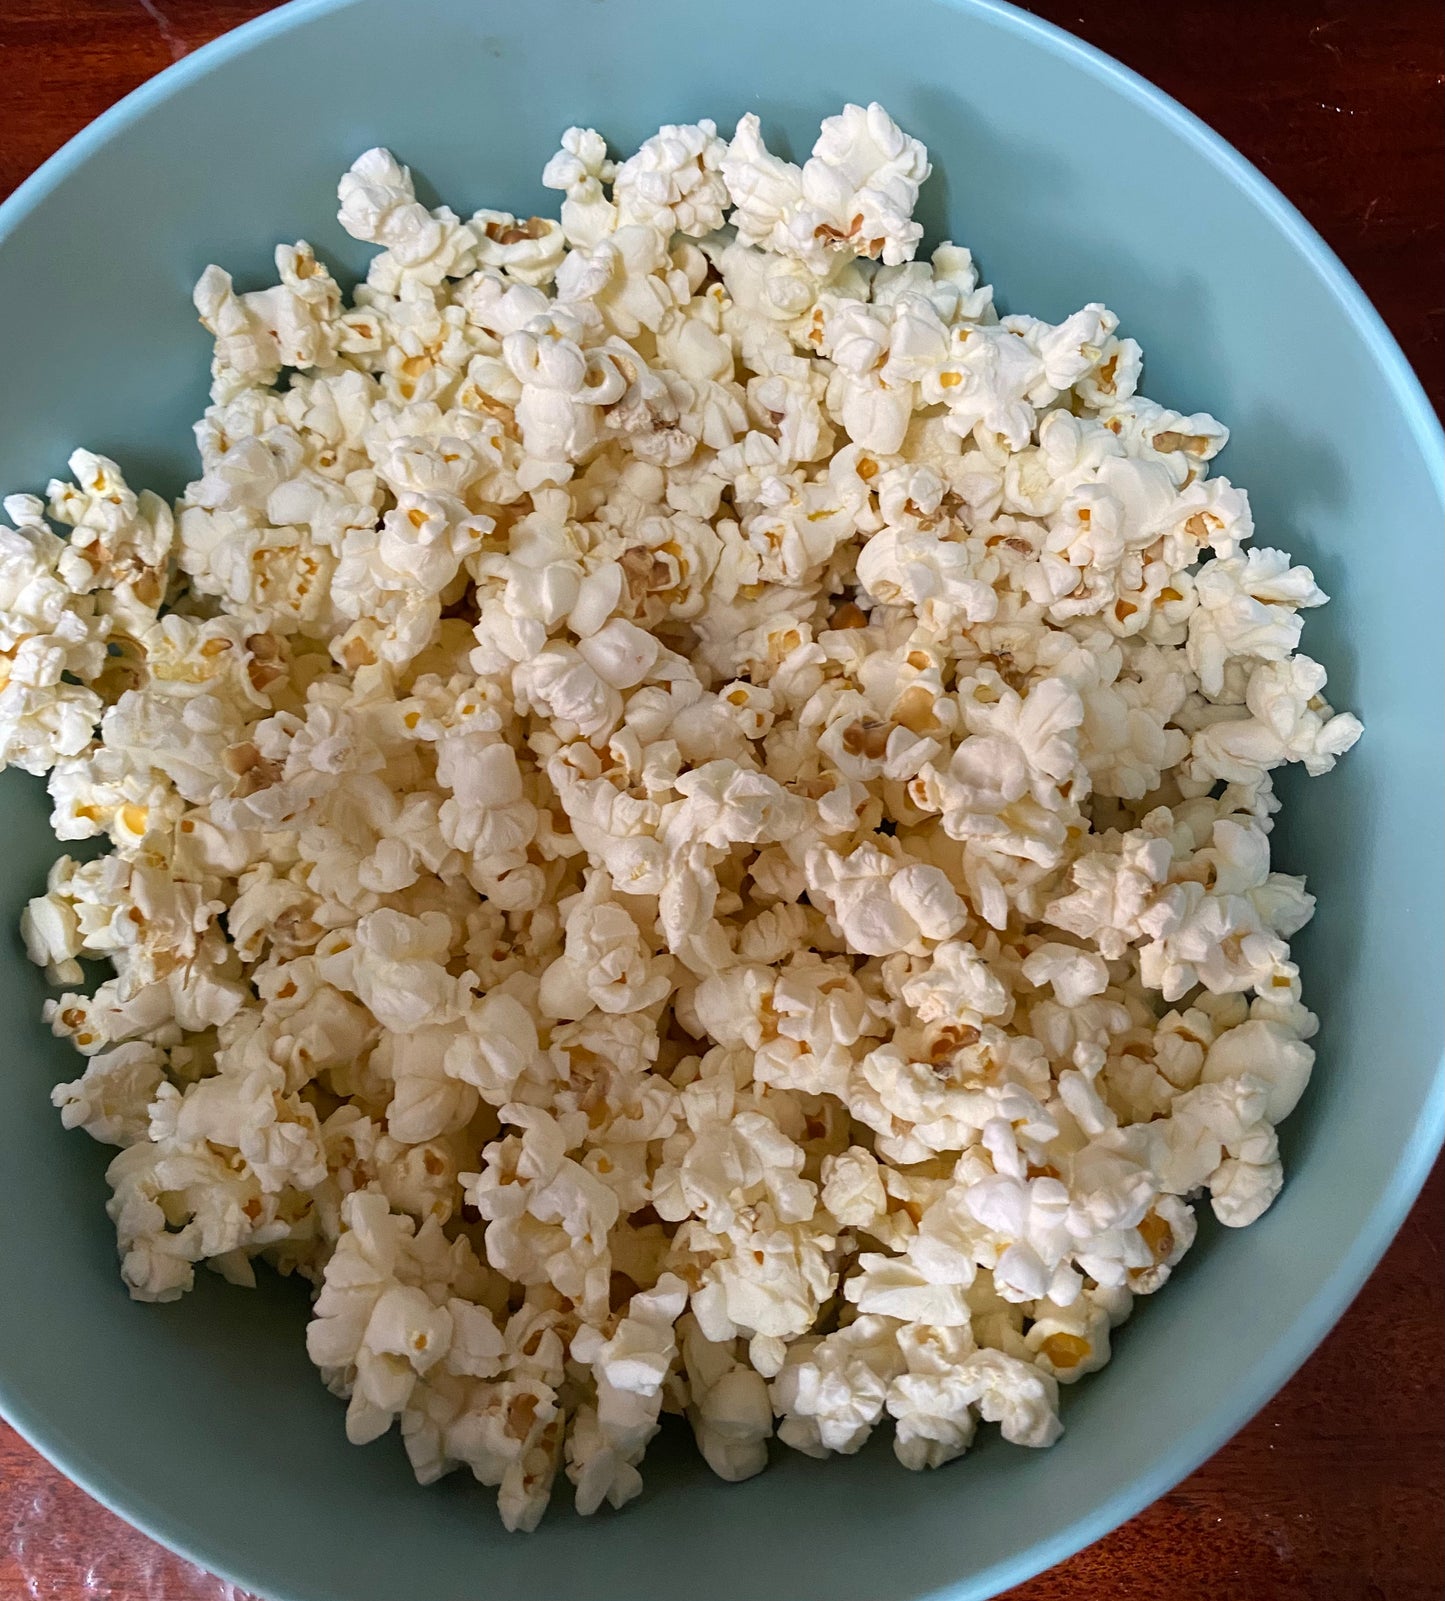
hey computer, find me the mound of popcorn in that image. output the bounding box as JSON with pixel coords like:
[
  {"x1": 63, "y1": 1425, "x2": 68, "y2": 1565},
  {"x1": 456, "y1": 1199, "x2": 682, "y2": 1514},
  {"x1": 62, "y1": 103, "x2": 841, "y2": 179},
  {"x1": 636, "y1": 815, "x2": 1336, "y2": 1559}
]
[{"x1": 2, "y1": 104, "x2": 1362, "y2": 1530}]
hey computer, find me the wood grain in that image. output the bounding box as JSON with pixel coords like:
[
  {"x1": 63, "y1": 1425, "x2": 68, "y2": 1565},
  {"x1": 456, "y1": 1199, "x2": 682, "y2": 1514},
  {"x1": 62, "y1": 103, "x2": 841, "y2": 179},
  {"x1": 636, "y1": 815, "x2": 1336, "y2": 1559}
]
[{"x1": 0, "y1": 3, "x2": 1440, "y2": 1598}]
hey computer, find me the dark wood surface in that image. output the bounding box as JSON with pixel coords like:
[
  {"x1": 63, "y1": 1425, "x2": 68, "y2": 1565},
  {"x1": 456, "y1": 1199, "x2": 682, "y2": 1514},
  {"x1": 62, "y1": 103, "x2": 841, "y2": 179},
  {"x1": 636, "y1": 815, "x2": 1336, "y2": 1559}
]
[{"x1": 0, "y1": 3, "x2": 1440, "y2": 1598}]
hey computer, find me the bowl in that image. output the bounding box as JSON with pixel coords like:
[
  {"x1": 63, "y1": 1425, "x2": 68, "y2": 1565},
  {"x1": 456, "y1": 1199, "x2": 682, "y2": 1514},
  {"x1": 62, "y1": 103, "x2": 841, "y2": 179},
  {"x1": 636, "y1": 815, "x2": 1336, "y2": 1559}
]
[{"x1": 1, "y1": 1, "x2": 1440, "y2": 1598}]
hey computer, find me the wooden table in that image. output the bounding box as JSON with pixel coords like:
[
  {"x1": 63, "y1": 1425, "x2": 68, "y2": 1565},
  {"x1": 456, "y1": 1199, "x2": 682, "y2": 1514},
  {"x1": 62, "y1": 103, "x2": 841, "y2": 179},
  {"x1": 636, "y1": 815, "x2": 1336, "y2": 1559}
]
[{"x1": 0, "y1": 3, "x2": 1440, "y2": 1597}]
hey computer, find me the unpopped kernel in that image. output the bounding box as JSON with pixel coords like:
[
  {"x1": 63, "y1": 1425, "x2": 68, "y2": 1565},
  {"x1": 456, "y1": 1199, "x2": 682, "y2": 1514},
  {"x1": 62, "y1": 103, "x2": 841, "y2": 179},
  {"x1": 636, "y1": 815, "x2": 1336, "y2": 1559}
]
[{"x1": 3, "y1": 104, "x2": 1361, "y2": 1530}]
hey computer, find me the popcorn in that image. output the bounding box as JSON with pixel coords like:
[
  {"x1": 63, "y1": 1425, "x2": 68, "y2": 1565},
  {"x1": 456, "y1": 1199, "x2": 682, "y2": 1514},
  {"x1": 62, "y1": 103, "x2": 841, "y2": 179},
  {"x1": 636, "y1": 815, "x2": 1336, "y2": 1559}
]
[
  {"x1": 613, "y1": 121, "x2": 730, "y2": 239},
  {"x1": 723, "y1": 104, "x2": 931, "y2": 272},
  {"x1": 941, "y1": 1348, "x2": 1063, "y2": 1448},
  {"x1": 886, "y1": 1366, "x2": 978, "y2": 1470},
  {"x1": 472, "y1": 211, "x2": 567, "y2": 287},
  {"x1": 678, "y1": 1313, "x2": 773, "y2": 1481},
  {"x1": 306, "y1": 1190, "x2": 495, "y2": 1444},
  {"x1": 1020, "y1": 942, "x2": 1110, "y2": 1009},
  {"x1": 337, "y1": 148, "x2": 478, "y2": 290},
  {"x1": 653, "y1": 1104, "x2": 816, "y2": 1233},
  {"x1": 1187, "y1": 655, "x2": 1362, "y2": 784},
  {"x1": 51, "y1": 1042, "x2": 168, "y2": 1147},
  {"x1": 538, "y1": 870, "x2": 674, "y2": 1017},
  {"x1": 1199, "y1": 1016, "x2": 1314, "y2": 1123},
  {"x1": 1187, "y1": 548, "x2": 1327, "y2": 697},
  {"x1": 771, "y1": 1315, "x2": 904, "y2": 1456},
  {"x1": 193, "y1": 248, "x2": 342, "y2": 390},
  {"x1": 681, "y1": 1208, "x2": 838, "y2": 1363},
  {"x1": 375, "y1": 1023, "x2": 479, "y2": 1144},
  {"x1": 8, "y1": 102, "x2": 1358, "y2": 1531},
  {"x1": 821, "y1": 1144, "x2": 889, "y2": 1229},
  {"x1": 566, "y1": 1273, "x2": 688, "y2": 1514},
  {"x1": 805, "y1": 840, "x2": 968, "y2": 957},
  {"x1": 465, "y1": 1103, "x2": 620, "y2": 1319},
  {"x1": 541, "y1": 127, "x2": 619, "y2": 249}
]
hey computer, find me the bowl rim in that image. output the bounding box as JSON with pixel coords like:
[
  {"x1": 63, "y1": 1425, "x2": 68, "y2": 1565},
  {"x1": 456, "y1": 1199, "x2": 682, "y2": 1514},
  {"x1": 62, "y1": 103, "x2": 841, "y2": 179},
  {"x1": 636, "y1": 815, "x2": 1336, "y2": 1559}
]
[{"x1": 0, "y1": 2, "x2": 1441, "y2": 1599}]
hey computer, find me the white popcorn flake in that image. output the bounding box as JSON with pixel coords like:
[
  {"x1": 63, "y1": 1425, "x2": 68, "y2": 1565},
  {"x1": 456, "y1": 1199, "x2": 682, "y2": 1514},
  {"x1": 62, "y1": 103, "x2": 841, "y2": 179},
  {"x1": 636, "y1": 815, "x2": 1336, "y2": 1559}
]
[
  {"x1": 337, "y1": 148, "x2": 478, "y2": 290},
  {"x1": 52, "y1": 1042, "x2": 168, "y2": 1148},
  {"x1": 613, "y1": 121, "x2": 730, "y2": 239},
  {"x1": 566, "y1": 1273, "x2": 688, "y2": 1514},
  {"x1": 806, "y1": 840, "x2": 967, "y2": 957},
  {"x1": 472, "y1": 210, "x2": 567, "y2": 288},
  {"x1": 4, "y1": 100, "x2": 1359, "y2": 1530},
  {"x1": 723, "y1": 104, "x2": 930, "y2": 273},
  {"x1": 820, "y1": 1144, "x2": 888, "y2": 1229},
  {"x1": 1199, "y1": 1016, "x2": 1314, "y2": 1123},
  {"x1": 1187, "y1": 654, "x2": 1362, "y2": 784},
  {"x1": 541, "y1": 126, "x2": 619, "y2": 249},
  {"x1": 771, "y1": 1316, "x2": 904, "y2": 1457},
  {"x1": 944, "y1": 1348, "x2": 1063, "y2": 1448},
  {"x1": 1187, "y1": 548, "x2": 1327, "y2": 697},
  {"x1": 679, "y1": 1312, "x2": 774, "y2": 1481}
]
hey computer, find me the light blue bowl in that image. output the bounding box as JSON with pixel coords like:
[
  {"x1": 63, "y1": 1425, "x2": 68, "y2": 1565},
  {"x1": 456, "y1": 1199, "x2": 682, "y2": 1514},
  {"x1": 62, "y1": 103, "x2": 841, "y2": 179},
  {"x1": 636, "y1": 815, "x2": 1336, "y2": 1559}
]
[{"x1": 0, "y1": 2, "x2": 1440, "y2": 1598}]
